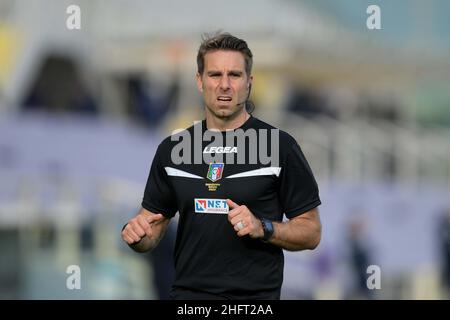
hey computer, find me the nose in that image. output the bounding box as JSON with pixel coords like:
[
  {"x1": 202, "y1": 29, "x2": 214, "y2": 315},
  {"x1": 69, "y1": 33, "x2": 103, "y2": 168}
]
[{"x1": 219, "y1": 75, "x2": 230, "y2": 91}]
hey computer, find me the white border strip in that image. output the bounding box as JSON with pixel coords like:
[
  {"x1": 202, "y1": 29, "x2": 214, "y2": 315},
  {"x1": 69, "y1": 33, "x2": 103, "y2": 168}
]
[
  {"x1": 226, "y1": 167, "x2": 281, "y2": 179},
  {"x1": 165, "y1": 167, "x2": 203, "y2": 179}
]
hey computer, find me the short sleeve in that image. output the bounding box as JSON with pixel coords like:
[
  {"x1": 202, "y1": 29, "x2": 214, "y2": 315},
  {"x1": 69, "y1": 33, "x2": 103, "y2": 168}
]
[
  {"x1": 142, "y1": 144, "x2": 178, "y2": 218},
  {"x1": 278, "y1": 142, "x2": 321, "y2": 219}
]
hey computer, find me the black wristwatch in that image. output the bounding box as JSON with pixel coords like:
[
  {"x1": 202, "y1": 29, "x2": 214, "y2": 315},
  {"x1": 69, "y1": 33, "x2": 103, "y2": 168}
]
[{"x1": 260, "y1": 218, "x2": 274, "y2": 242}]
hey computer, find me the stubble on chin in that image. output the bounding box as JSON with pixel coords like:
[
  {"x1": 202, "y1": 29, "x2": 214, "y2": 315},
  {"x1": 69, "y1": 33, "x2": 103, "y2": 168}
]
[{"x1": 207, "y1": 104, "x2": 243, "y2": 121}]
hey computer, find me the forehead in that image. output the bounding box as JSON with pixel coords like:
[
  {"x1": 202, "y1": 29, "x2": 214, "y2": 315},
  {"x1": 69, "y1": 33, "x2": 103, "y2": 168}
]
[{"x1": 203, "y1": 50, "x2": 246, "y2": 71}]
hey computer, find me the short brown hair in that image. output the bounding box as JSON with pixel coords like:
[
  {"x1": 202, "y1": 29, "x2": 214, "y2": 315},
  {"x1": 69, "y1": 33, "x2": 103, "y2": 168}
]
[{"x1": 197, "y1": 32, "x2": 253, "y2": 76}]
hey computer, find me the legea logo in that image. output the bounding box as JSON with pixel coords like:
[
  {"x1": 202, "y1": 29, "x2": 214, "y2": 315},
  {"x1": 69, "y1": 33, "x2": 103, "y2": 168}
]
[{"x1": 203, "y1": 146, "x2": 237, "y2": 153}]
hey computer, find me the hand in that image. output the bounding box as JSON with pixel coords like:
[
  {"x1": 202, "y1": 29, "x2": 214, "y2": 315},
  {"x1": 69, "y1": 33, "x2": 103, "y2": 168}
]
[
  {"x1": 227, "y1": 199, "x2": 264, "y2": 239},
  {"x1": 122, "y1": 211, "x2": 165, "y2": 245}
]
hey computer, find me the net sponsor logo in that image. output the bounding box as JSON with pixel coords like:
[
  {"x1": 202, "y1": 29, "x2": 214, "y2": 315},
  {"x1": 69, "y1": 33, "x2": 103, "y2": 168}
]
[{"x1": 194, "y1": 198, "x2": 229, "y2": 214}]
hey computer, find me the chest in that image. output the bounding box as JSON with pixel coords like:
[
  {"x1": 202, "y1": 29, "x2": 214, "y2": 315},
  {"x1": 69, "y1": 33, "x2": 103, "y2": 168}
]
[{"x1": 168, "y1": 162, "x2": 280, "y2": 217}]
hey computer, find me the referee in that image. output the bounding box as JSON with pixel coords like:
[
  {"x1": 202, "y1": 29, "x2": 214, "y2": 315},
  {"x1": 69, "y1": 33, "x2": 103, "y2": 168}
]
[{"x1": 121, "y1": 33, "x2": 322, "y2": 299}]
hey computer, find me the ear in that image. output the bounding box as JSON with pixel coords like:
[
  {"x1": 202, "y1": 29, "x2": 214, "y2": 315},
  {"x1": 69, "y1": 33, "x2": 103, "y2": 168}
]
[
  {"x1": 248, "y1": 75, "x2": 254, "y2": 89},
  {"x1": 196, "y1": 73, "x2": 203, "y2": 93}
]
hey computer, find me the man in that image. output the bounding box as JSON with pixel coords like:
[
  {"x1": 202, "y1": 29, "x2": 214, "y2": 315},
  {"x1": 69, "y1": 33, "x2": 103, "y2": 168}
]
[{"x1": 122, "y1": 33, "x2": 322, "y2": 299}]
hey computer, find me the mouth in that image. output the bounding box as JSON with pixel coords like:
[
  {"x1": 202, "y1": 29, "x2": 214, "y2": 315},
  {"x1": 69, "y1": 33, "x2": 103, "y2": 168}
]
[{"x1": 217, "y1": 96, "x2": 232, "y2": 102}]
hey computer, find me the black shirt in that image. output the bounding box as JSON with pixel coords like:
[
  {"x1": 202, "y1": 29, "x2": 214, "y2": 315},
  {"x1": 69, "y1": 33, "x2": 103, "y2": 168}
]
[{"x1": 142, "y1": 116, "x2": 321, "y2": 299}]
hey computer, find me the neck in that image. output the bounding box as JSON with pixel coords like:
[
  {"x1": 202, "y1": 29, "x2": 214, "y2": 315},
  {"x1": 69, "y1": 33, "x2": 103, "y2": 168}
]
[{"x1": 206, "y1": 109, "x2": 250, "y2": 131}]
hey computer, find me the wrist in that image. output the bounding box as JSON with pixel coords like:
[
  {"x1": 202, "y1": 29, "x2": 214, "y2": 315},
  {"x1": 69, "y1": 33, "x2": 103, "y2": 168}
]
[{"x1": 259, "y1": 218, "x2": 274, "y2": 242}]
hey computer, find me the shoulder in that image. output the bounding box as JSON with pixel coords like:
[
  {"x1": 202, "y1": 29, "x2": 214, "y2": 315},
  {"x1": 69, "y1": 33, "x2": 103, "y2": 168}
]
[
  {"x1": 154, "y1": 121, "x2": 201, "y2": 165},
  {"x1": 251, "y1": 116, "x2": 299, "y2": 150},
  {"x1": 158, "y1": 121, "x2": 199, "y2": 150}
]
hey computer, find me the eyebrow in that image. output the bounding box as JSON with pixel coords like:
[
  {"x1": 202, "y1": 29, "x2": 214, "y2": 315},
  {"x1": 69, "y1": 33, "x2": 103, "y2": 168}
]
[{"x1": 207, "y1": 70, "x2": 244, "y2": 76}]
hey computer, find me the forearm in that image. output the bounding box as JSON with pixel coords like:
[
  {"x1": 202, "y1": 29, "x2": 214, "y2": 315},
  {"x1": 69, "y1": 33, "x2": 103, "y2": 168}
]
[{"x1": 268, "y1": 217, "x2": 321, "y2": 251}]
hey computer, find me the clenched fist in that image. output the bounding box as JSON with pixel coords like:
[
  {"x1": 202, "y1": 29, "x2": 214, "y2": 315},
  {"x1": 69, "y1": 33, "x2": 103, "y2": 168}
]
[{"x1": 122, "y1": 208, "x2": 169, "y2": 252}]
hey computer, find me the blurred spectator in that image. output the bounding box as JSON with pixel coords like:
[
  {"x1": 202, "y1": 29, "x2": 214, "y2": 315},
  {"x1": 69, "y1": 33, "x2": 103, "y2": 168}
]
[
  {"x1": 314, "y1": 246, "x2": 333, "y2": 282},
  {"x1": 438, "y1": 208, "x2": 450, "y2": 298},
  {"x1": 358, "y1": 92, "x2": 403, "y2": 124},
  {"x1": 0, "y1": 229, "x2": 22, "y2": 298},
  {"x1": 21, "y1": 54, "x2": 98, "y2": 115},
  {"x1": 125, "y1": 73, "x2": 180, "y2": 128},
  {"x1": 286, "y1": 85, "x2": 335, "y2": 119},
  {"x1": 345, "y1": 216, "x2": 374, "y2": 299}
]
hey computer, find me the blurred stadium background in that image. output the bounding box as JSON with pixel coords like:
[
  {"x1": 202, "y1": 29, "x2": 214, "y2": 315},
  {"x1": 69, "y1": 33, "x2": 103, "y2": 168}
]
[{"x1": 1, "y1": 0, "x2": 450, "y2": 299}]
